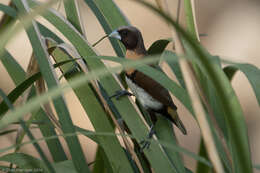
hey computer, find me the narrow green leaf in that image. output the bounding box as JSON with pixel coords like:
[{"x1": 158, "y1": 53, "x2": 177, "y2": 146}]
[
  {"x1": 0, "y1": 2, "x2": 16, "y2": 34},
  {"x1": 38, "y1": 22, "x2": 64, "y2": 44},
  {"x1": 161, "y1": 51, "x2": 186, "y2": 88},
  {"x1": 0, "y1": 3, "x2": 17, "y2": 18},
  {"x1": 0, "y1": 72, "x2": 39, "y2": 116},
  {"x1": 75, "y1": 126, "x2": 99, "y2": 144},
  {"x1": 53, "y1": 160, "x2": 77, "y2": 173},
  {"x1": 98, "y1": 83, "x2": 123, "y2": 120},
  {"x1": 93, "y1": 148, "x2": 105, "y2": 173},
  {"x1": 63, "y1": 0, "x2": 84, "y2": 34},
  {"x1": 155, "y1": 117, "x2": 186, "y2": 172},
  {"x1": 196, "y1": 140, "x2": 211, "y2": 173},
  {"x1": 223, "y1": 66, "x2": 237, "y2": 81},
  {"x1": 147, "y1": 39, "x2": 171, "y2": 55},
  {"x1": 225, "y1": 63, "x2": 260, "y2": 106},
  {"x1": 0, "y1": 89, "x2": 14, "y2": 109},
  {"x1": 93, "y1": 147, "x2": 112, "y2": 173},
  {"x1": 1, "y1": 49, "x2": 26, "y2": 85},
  {"x1": 183, "y1": 0, "x2": 198, "y2": 41}
]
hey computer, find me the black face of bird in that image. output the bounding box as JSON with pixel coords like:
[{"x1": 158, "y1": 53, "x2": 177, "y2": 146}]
[{"x1": 109, "y1": 26, "x2": 141, "y2": 50}]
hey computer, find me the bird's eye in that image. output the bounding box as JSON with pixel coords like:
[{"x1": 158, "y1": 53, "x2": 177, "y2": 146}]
[{"x1": 121, "y1": 30, "x2": 128, "y2": 36}]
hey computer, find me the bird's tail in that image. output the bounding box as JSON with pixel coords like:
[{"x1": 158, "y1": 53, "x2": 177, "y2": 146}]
[{"x1": 167, "y1": 107, "x2": 187, "y2": 135}]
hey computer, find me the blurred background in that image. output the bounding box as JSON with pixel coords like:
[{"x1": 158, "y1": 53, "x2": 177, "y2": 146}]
[{"x1": 1, "y1": 0, "x2": 259, "y2": 172}]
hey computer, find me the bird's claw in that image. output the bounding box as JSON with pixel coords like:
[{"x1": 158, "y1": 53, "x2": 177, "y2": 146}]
[
  {"x1": 109, "y1": 90, "x2": 134, "y2": 100},
  {"x1": 140, "y1": 140, "x2": 151, "y2": 152},
  {"x1": 148, "y1": 125, "x2": 155, "y2": 138},
  {"x1": 139, "y1": 125, "x2": 155, "y2": 152}
]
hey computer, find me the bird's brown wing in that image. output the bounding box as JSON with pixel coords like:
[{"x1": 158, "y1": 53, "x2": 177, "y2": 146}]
[{"x1": 133, "y1": 70, "x2": 177, "y2": 110}]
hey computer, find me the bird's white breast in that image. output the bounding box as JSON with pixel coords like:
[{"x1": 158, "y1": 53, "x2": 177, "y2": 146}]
[{"x1": 125, "y1": 77, "x2": 163, "y2": 110}]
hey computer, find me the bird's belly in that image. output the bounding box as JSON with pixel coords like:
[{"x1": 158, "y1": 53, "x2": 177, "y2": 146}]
[{"x1": 125, "y1": 77, "x2": 163, "y2": 110}]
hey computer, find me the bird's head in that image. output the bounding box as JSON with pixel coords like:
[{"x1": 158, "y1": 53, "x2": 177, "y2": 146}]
[{"x1": 109, "y1": 26, "x2": 145, "y2": 52}]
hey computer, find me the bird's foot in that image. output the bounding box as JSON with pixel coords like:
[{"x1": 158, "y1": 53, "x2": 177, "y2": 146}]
[
  {"x1": 109, "y1": 90, "x2": 134, "y2": 100},
  {"x1": 140, "y1": 140, "x2": 151, "y2": 151},
  {"x1": 139, "y1": 125, "x2": 155, "y2": 152}
]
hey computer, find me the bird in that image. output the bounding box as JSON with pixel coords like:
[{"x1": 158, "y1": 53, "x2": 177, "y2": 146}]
[{"x1": 109, "y1": 26, "x2": 187, "y2": 143}]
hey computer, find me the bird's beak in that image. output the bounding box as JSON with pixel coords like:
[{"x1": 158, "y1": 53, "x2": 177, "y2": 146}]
[{"x1": 109, "y1": 30, "x2": 121, "y2": 40}]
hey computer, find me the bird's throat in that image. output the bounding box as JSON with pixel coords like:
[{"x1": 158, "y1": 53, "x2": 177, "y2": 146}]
[
  {"x1": 125, "y1": 50, "x2": 145, "y2": 75},
  {"x1": 125, "y1": 50, "x2": 144, "y2": 60}
]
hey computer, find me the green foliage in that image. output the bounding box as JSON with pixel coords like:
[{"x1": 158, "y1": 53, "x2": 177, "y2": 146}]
[
  {"x1": 0, "y1": 1, "x2": 259, "y2": 173},
  {"x1": 0, "y1": 153, "x2": 50, "y2": 172},
  {"x1": 147, "y1": 39, "x2": 171, "y2": 55}
]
